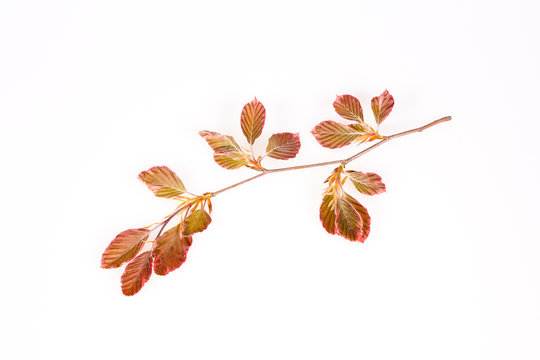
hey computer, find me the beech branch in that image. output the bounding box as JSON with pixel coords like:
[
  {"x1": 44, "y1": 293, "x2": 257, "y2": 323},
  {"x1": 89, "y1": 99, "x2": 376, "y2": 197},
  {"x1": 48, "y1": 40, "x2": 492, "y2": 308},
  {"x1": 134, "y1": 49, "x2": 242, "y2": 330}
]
[
  {"x1": 211, "y1": 116, "x2": 451, "y2": 196},
  {"x1": 103, "y1": 91, "x2": 452, "y2": 296},
  {"x1": 150, "y1": 116, "x2": 450, "y2": 235}
]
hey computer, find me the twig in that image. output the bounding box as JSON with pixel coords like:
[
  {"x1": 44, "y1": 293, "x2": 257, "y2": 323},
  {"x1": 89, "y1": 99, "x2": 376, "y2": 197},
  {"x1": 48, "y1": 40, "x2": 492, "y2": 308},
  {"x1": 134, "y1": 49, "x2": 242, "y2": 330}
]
[
  {"x1": 211, "y1": 173, "x2": 266, "y2": 196},
  {"x1": 154, "y1": 116, "x2": 450, "y2": 232},
  {"x1": 153, "y1": 204, "x2": 189, "y2": 240},
  {"x1": 210, "y1": 116, "x2": 451, "y2": 195}
]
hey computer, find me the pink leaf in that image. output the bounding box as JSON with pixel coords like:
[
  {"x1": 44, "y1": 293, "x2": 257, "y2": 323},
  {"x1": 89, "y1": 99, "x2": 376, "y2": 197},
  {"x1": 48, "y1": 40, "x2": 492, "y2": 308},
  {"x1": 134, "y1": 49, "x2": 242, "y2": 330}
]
[
  {"x1": 101, "y1": 228, "x2": 150, "y2": 269},
  {"x1": 152, "y1": 225, "x2": 192, "y2": 276},
  {"x1": 199, "y1": 130, "x2": 242, "y2": 153},
  {"x1": 121, "y1": 251, "x2": 153, "y2": 296},
  {"x1": 138, "y1": 166, "x2": 186, "y2": 198},
  {"x1": 265, "y1": 132, "x2": 301, "y2": 160},
  {"x1": 319, "y1": 191, "x2": 371, "y2": 242},
  {"x1": 371, "y1": 90, "x2": 394, "y2": 125},
  {"x1": 311, "y1": 121, "x2": 365, "y2": 149},
  {"x1": 240, "y1": 97, "x2": 266, "y2": 145},
  {"x1": 346, "y1": 171, "x2": 386, "y2": 195},
  {"x1": 333, "y1": 94, "x2": 363, "y2": 122}
]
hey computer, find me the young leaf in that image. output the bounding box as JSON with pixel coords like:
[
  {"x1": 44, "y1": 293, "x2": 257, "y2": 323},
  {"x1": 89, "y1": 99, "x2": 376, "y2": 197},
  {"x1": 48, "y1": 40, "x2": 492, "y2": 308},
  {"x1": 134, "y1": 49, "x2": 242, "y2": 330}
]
[
  {"x1": 335, "y1": 193, "x2": 363, "y2": 241},
  {"x1": 199, "y1": 131, "x2": 242, "y2": 153},
  {"x1": 346, "y1": 193, "x2": 371, "y2": 242},
  {"x1": 333, "y1": 94, "x2": 363, "y2": 122},
  {"x1": 265, "y1": 132, "x2": 301, "y2": 160},
  {"x1": 152, "y1": 225, "x2": 192, "y2": 276},
  {"x1": 183, "y1": 209, "x2": 212, "y2": 236},
  {"x1": 371, "y1": 90, "x2": 394, "y2": 126},
  {"x1": 319, "y1": 191, "x2": 370, "y2": 242},
  {"x1": 121, "y1": 251, "x2": 153, "y2": 296},
  {"x1": 353, "y1": 132, "x2": 384, "y2": 144},
  {"x1": 346, "y1": 171, "x2": 386, "y2": 195},
  {"x1": 240, "y1": 97, "x2": 265, "y2": 145},
  {"x1": 101, "y1": 228, "x2": 150, "y2": 269},
  {"x1": 213, "y1": 152, "x2": 248, "y2": 169},
  {"x1": 138, "y1": 166, "x2": 186, "y2": 198},
  {"x1": 320, "y1": 194, "x2": 337, "y2": 235},
  {"x1": 311, "y1": 121, "x2": 366, "y2": 149}
]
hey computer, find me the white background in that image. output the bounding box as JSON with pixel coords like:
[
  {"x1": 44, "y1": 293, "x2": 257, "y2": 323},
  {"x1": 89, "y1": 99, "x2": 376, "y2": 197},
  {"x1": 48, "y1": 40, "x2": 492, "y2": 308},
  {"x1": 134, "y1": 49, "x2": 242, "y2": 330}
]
[{"x1": 1, "y1": 0, "x2": 539, "y2": 359}]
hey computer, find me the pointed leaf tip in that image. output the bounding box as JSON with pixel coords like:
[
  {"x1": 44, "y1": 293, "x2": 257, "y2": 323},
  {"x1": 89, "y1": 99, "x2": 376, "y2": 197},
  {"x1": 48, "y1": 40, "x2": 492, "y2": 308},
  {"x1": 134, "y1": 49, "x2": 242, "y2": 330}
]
[
  {"x1": 101, "y1": 228, "x2": 150, "y2": 269},
  {"x1": 121, "y1": 251, "x2": 153, "y2": 296},
  {"x1": 265, "y1": 132, "x2": 301, "y2": 160},
  {"x1": 346, "y1": 171, "x2": 386, "y2": 195},
  {"x1": 334, "y1": 94, "x2": 364, "y2": 122},
  {"x1": 240, "y1": 98, "x2": 266, "y2": 145},
  {"x1": 200, "y1": 130, "x2": 242, "y2": 153},
  {"x1": 371, "y1": 90, "x2": 394, "y2": 126},
  {"x1": 138, "y1": 166, "x2": 186, "y2": 198},
  {"x1": 311, "y1": 121, "x2": 365, "y2": 149}
]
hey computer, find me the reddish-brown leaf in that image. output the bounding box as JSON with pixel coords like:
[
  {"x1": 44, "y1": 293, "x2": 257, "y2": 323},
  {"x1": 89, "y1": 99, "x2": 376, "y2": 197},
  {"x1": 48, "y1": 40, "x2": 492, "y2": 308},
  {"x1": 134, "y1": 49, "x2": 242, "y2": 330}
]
[
  {"x1": 371, "y1": 90, "x2": 394, "y2": 126},
  {"x1": 346, "y1": 193, "x2": 371, "y2": 242},
  {"x1": 336, "y1": 193, "x2": 362, "y2": 241},
  {"x1": 213, "y1": 151, "x2": 248, "y2": 169},
  {"x1": 265, "y1": 132, "x2": 301, "y2": 160},
  {"x1": 121, "y1": 251, "x2": 153, "y2": 296},
  {"x1": 183, "y1": 209, "x2": 212, "y2": 236},
  {"x1": 152, "y1": 225, "x2": 192, "y2": 276},
  {"x1": 199, "y1": 130, "x2": 242, "y2": 153},
  {"x1": 101, "y1": 228, "x2": 150, "y2": 269},
  {"x1": 346, "y1": 171, "x2": 386, "y2": 195},
  {"x1": 333, "y1": 94, "x2": 363, "y2": 122},
  {"x1": 138, "y1": 166, "x2": 186, "y2": 198},
  {"x1": 240, "y1": 97, "x2": 266, "y2": 145},
  {"x1": 319, "y1": 190, "x2": 370, "y2": 242},
  {"x1": 311, "y1": 121, "x2": 365, "y2": 148},
  {"x1": 320, "y1": 194, "x2": 337, "y2": 235}
]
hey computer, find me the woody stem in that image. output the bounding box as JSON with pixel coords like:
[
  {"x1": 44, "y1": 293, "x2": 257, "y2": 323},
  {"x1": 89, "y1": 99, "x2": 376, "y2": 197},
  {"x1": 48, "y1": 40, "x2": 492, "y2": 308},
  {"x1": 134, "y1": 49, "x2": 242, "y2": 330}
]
[{"x1": 209, "y1": 116, "x2": 451, "y2": 196}]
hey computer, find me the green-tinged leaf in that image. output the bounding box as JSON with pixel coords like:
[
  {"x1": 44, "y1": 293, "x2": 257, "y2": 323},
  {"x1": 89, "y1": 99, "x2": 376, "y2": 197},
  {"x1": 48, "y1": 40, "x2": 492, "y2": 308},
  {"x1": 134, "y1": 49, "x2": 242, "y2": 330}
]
[
  {"x1": 346, "y1": 171, "x2": 386, "y2": 195},
  {"x1": 333, "y1": 94, "x2": 363, "y2": 122},
  {"x1": 319, "y1": 190, "x2": 370, "y2": 242},
  {"x1": 320, "y1": 194, "x2": 337, "y2": 235},
  {"x1": 265, "y1": 132, "x2": 301, "y2": 160},
  {"x1": 335, "y1": 194, "x2": 362, "y2": 241},
  {"x1": 183, "y1": 209, "x2": 212, "y2": 236},
  {"x1": 349, "y1": 123, "x2": 384, "y2": 144},
  {"x1": 199, "y1": 130, "x2": 242, "y2": 153},
  {"x1": 346, "y1": 193, "x2": 371, "y2": 242},
  {"x1": 121, "y1": 251, "x2": 153, "y2": 296},
  {"x1": 213, "y1": 151, "x2": 248, "y2": 169},
  {"x1": 371, "y1": 90, "x2": 394, "y2": 125},
  {"x1": 240, "y1": 97, "x2": 265, "y2": 145},
  {"x1": 311, "y1": 121, "x2": 366, "y2": 148},
  {"x1": 152, "y1": 225, "x2": 192, "y2": 276},
  {"x1": 138, "y1": 166, "x2": 186, "y2": 198},
  {"x1": 101, "y1": 228, "x2": 150, "y2": 268}
]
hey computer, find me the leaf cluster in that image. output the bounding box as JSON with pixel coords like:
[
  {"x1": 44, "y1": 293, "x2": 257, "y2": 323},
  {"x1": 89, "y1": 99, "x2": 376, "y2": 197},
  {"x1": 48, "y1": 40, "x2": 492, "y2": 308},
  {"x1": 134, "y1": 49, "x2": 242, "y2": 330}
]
[
  {"x1": 199, "y1": 97, "x2": 301, "y2": 170},
  {"x1": 311, "y1": 91, "x2": 394, "y2": 148},
  {"x1": 102, "y1": 166, "x2": 212, "y2": 295}
]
